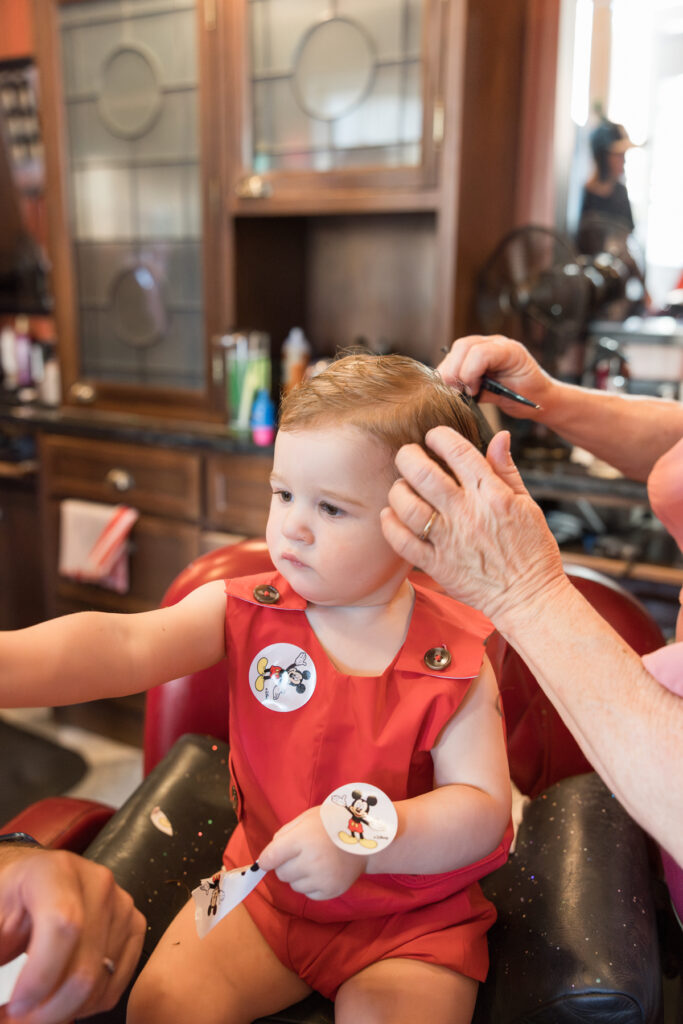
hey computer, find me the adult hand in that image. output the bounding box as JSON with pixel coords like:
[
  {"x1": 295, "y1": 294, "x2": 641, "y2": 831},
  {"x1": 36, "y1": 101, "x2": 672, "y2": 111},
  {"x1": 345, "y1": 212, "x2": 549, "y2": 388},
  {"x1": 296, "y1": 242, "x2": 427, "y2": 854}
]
[
  {"x1": 437, "y1": 335, "x2": 555, "y2": 417},
  {"x1": 0, "y1": 847, "x2": 145, "y2": 1023},
  {"x1": 380, "y1": 428, "x2": 568, "y2": 626},
  {"x1": 259, "y1": 808, "x2": 366, "y2": 901}
]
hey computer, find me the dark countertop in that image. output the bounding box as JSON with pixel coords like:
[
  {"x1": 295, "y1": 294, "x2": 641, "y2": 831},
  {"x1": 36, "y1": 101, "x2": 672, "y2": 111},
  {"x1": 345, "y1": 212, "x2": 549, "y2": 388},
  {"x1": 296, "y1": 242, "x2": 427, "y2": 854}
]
[
  {"x1": 0, "y1": 400, "x2": 649, "y2": 503},
  {"x1": 0, "y1": 400, "x2": 273, "y2": 457}
]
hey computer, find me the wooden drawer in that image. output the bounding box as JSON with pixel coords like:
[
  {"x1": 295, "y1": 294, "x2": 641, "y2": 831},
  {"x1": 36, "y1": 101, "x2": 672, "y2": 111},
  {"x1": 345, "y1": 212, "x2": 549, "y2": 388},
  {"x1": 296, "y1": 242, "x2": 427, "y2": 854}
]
[
  {"x1": 47, "y1": 501, "x2": 200, "y2": 613},
  {"x1": 40, "y1": 435, "x2": 202, "y2": 521},
  {"x1": 206, "y1": 453, "x2": 271, "y2": 535}
]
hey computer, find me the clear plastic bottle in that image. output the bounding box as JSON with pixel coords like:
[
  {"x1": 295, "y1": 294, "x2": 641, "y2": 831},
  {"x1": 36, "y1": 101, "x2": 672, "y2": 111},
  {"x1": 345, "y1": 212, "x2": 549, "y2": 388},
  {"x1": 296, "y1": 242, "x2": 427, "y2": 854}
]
[{"x1": 280, "y1": 327, "x2": 311, "y2": 393}]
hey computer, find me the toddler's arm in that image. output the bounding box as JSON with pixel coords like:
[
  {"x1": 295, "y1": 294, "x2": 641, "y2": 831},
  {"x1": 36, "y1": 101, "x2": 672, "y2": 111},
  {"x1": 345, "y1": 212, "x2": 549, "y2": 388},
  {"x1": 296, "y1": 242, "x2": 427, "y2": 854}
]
[
  {"x1": 0, "y1": 580, "x2": 228, "y2": 708},
  {"x1": 366, "y1": 656, "x2": 511, "y2": 875}
]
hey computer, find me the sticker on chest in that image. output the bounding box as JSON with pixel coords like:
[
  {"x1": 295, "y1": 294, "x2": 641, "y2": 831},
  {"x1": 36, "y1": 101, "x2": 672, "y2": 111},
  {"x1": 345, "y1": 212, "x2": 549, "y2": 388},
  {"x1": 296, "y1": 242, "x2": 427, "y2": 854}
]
[{"x1": 248, "y1": 643, "x2": 316, "y2": 711}]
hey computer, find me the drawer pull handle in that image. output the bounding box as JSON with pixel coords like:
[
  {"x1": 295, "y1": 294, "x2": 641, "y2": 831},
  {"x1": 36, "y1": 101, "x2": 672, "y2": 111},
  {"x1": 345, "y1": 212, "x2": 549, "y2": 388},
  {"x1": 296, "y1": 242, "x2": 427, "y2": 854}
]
[
  {"x1": 69, "y1": 381, "x2": 96, "y2": 403},
  {"x1": 105, "y1": 468, "x2": 135, "y2": 492}
]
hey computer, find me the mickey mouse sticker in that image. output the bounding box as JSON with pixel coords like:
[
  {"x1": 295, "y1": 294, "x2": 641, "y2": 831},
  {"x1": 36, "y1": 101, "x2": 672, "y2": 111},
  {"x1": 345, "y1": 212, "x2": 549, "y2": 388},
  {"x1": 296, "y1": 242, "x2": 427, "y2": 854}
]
[
  {"x1": 248, "y1": 643, "x2": 316, "y2": 711},
  {"x1": 320, "y1": 782, "x2": 398, "y2": 855}
]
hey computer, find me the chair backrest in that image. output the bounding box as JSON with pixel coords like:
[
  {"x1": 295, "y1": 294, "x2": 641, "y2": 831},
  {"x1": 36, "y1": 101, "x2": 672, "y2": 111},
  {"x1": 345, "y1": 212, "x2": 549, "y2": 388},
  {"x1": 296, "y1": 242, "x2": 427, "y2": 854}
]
[{"x1": 145, "y1": 544, "x2": 666, "y2": 793}]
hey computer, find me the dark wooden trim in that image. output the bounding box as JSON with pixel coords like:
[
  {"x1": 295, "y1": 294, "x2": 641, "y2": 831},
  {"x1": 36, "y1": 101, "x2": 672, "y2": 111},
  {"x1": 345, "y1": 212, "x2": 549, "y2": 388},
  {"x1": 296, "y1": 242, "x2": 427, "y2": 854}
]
[{"x1": 32, "y1": 0, "x2": 79, "y2": 398}]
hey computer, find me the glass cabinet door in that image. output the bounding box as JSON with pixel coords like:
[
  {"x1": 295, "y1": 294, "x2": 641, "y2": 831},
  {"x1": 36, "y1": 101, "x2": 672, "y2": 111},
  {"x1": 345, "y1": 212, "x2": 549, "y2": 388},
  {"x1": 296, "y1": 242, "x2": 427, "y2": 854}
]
[
  {"x1": 229, "y1": 0, "x2": 444, "y2": 202},
  {"x1": 41, "y1": 0, "x2": 221, "y2": 416}
]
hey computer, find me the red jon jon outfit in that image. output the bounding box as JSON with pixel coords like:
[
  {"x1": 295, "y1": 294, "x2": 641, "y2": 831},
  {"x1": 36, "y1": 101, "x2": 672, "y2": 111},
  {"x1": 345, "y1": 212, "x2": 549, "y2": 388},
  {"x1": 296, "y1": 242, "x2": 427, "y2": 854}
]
[{"x1": 222, "y1": 571, "x2": 512, "y2": 998}]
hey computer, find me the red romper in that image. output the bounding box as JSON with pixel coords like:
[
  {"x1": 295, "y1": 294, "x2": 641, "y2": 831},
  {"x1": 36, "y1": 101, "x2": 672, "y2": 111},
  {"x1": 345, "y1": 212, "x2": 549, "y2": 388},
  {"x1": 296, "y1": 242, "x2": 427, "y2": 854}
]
[{"x1": 222, "y1": 571, "x2": 512, "y2": 998}]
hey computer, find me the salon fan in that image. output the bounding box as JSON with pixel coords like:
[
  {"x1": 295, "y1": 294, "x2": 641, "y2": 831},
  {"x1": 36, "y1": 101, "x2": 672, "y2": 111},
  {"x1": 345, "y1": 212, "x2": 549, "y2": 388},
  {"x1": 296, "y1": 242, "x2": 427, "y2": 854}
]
[{"x1": 476, "y1": 224, "x2": 641, "y2": 377}]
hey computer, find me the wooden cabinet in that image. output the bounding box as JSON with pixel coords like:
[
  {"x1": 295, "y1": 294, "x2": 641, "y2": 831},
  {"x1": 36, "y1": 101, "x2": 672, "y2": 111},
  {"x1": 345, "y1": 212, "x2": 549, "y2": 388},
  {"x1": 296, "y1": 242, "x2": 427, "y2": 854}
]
[
  {"x1": 225, "y1": 0, "x2": 445, "y2": 204},
  {"x1": 38, "y1": 432, "x2": 273, "y2": 617},
  {"x1": 34, "y1": 0, "x2": 527, "y2": 414},
  {"x1": 0, "y1": 470, "x2": 45, "y2": 628},
  {"x1": 40, "y1": 435, "x2": 203, "y2": 615},
  {"x1": 206, "y1": 452, "x2": 272, "y2": 536},
  {"x1": 41, "y1": 436, "x2": 202, "y2": 520}
]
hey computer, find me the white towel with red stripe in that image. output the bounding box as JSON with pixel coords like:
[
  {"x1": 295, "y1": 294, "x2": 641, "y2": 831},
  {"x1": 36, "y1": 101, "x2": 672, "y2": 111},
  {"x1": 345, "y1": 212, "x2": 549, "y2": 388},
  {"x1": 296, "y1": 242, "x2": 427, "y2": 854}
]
[{"x1": 58, "y1": 499, "x2": 139, "y2": 593}]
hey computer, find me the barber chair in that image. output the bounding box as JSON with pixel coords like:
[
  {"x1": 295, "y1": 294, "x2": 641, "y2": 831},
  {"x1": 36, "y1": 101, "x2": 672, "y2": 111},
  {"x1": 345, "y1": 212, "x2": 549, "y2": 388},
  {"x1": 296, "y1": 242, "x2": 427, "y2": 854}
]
[{"x1": 3, "y1": 543, "x2": 672, "y2": 1023}]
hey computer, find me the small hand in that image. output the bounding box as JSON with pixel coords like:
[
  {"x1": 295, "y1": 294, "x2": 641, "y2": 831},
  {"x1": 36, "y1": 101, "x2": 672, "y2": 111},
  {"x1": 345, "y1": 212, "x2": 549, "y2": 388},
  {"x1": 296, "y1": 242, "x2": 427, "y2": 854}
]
[
  {"x1": 0, "y1": 848, "x2": 145, "y2": 1023},
  {"x1": 259, "y1": 808, "x2": 366, "y2": 901},
  {"x1": 437, "y1": 335, "x2": 554, "y2": 417},
  {"x1": 381, "y1": 428, "x2": 568, "y2": 625}
]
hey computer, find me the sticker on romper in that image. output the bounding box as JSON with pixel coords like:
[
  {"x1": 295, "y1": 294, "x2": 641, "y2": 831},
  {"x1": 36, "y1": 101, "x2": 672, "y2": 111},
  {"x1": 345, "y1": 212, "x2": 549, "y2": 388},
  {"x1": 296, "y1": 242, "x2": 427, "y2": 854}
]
[
  {"x1": 320, "y1": 783, "x2": 398, "y2": 855},
  {"x1": 248, "y1": 643, "x2": 316, "y2": 711}
]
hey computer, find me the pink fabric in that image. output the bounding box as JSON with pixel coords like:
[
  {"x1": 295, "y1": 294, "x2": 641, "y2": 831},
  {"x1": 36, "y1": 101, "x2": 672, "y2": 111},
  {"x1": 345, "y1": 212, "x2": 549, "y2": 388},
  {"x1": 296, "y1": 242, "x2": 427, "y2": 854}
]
[
  {"x1": 642, "y1": 643, "x2": 683, "y2": 696},
  {"x1": 644, "y1": 435, "x2": 683, "y2": 920}
]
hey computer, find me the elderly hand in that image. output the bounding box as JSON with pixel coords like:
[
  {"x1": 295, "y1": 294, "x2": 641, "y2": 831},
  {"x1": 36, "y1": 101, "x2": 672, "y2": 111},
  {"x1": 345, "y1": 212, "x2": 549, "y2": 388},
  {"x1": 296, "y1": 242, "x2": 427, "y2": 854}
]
[
  {"x1": 259, "y1": 808, "x2": 366, "y2": 901},
  {"x1": 380, "y1": 428, "x2": 567, "y2": 626},
  {"x1": 437, "y1": 335, "x2": 555, "y2": 417},
  {"x1": 0, "y1": 847, "x2": 145, "y2": 1024}
]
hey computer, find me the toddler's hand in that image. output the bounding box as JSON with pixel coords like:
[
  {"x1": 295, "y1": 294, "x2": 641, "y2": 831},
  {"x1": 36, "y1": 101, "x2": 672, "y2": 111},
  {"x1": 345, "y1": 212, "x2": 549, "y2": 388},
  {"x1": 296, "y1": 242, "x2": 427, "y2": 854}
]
[{"x1": 259, "y1": 807, "x2": 366, "y2": 900}]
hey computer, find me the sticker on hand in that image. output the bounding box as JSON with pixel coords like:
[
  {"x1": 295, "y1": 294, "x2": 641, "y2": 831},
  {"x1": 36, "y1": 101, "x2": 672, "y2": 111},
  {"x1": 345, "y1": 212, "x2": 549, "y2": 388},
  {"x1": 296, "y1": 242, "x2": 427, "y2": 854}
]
[
  {"x1": 320, "y1": 783, "x2": 398, "y2": 855},
  {"x1": 192, "y1": 862, "x2": 265, "y2": 938}
]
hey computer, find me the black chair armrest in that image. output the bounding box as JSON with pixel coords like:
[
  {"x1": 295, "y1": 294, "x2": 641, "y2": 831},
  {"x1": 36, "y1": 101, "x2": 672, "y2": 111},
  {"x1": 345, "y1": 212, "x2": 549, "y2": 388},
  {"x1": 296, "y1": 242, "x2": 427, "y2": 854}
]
[{"x1": 474, "y1": 772, "x2": 662, "y2": 1024}]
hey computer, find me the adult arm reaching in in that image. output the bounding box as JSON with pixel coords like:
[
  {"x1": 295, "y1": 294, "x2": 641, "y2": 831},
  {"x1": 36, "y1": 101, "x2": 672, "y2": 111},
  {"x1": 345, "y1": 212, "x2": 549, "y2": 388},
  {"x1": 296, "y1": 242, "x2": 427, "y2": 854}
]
[
  {"x1": 380, "y1": 426, "x2": 683, "y2": 864},
  {"x1": 439, "y1": 334, "x2": 683, "y2": 481}
]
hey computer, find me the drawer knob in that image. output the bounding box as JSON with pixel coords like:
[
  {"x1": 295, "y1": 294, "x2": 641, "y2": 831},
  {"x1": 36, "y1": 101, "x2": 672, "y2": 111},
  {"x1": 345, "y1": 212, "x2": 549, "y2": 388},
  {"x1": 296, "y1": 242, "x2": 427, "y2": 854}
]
[
  {"x1": 69, "y1": 381, "x2": 96, "y2": 403},
  {"x1": 105, "y1": 468, "x2": 135, "y2": 492}
]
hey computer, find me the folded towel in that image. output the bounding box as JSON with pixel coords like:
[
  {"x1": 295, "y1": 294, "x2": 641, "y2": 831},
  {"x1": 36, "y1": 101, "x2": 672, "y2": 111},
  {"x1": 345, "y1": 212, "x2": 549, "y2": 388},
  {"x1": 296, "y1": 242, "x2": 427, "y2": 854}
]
[{"x1": 58, "y1": 499, "x2": 139, "y2": 594}]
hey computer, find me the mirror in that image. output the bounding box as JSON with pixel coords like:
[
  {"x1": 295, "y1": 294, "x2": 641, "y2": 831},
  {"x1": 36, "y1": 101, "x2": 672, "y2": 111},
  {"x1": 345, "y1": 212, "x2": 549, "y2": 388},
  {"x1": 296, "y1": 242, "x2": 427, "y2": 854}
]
[{"x1": 292, "y1": 17, "x2": 376, "y2": 122}]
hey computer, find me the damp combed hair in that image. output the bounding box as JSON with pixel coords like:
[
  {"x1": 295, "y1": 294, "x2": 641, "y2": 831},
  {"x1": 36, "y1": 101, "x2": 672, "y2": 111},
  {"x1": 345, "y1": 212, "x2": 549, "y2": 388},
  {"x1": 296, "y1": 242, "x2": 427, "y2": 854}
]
[{"x1": 278, "y1": 353, "x2": 483, "y2": 466}]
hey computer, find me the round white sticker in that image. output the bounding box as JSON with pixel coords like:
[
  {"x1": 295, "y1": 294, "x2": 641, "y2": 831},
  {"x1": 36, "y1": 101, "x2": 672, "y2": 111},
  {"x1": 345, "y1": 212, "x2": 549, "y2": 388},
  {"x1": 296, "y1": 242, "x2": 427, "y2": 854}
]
[
  {"x1": 320, "y1": 782, "x2": 398, "y2": 855},
  {"x1": 248, "y1": 643, "x2": 316, "y2": 712}
]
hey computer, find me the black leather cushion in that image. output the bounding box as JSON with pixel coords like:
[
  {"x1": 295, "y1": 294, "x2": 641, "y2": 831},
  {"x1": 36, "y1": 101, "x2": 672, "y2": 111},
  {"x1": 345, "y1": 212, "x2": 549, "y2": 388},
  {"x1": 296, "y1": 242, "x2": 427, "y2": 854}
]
[
  {"x1": 474, "y1": 773, "x2": 662, "y2": 1023},
  {"x1": 81, "y1": 738, "x2": 662, "y2": 1024}
]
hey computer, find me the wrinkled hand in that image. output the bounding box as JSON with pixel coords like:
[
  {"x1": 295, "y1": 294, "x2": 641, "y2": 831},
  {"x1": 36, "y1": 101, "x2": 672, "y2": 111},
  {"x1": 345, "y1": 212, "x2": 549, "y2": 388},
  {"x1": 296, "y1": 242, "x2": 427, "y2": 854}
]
[
  {"x1": 380, "y1": 428, "x2": 567, "y2": 626},
  {"x1": 437, "y1": 335, "x2": 555, "y2": 417},
  {"x1": 258, "y1": 808, "x2": 366, "y2": 901},
  {"x1": 0, "y1": 848, "x2": 145, "y2": 1024}
]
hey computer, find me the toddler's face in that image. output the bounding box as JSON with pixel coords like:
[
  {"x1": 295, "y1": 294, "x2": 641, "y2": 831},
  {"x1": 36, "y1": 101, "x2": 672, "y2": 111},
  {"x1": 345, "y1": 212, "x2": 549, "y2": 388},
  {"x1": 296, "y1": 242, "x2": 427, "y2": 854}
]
[{"x1": 266, "y1": 424, "x2": 409, "y2": 607}]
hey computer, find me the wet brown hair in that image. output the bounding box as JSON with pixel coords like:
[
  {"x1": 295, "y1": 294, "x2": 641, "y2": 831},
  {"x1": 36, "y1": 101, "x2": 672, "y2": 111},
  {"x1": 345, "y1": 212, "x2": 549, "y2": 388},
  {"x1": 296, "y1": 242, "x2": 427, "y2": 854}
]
[{"x1": 278, "y1": 352, "x2": 483, "y2": 472}]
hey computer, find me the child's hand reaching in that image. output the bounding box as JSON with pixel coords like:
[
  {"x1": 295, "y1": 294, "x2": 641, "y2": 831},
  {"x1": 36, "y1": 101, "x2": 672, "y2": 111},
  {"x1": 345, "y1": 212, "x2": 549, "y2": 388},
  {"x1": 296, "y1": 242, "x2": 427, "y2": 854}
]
[{"x1": 258, "y1": 807, "x2": 366, "y2": 900}]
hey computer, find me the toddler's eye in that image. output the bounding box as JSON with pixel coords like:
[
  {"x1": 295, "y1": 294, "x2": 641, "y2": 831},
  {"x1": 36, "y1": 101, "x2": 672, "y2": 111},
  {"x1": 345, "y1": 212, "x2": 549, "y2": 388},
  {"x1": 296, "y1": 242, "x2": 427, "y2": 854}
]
[
  {"x1": 320, "y1": 501, "x2": 343, "y2": 517},
  {"x1": 273, "y1": 489, "x2": 293, "y2": 503}
]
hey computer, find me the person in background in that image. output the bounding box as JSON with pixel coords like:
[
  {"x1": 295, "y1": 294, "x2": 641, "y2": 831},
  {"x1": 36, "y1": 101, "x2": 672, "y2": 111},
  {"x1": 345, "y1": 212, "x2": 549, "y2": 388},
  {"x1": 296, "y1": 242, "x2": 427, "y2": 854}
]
[
  {"x1": 577, "y1": 118, "x2": 636, "y2": 254},
  {"x1": 381, "y1": 333, "x2": 683, "y2": 925},
  {"x1": 0, "y1": 836, "x2": 145, "y2": 1021}
]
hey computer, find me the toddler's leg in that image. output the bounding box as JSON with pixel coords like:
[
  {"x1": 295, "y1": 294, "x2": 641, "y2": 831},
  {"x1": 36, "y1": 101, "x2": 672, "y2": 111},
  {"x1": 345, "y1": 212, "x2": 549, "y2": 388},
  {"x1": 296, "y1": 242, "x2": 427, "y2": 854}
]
[
  {"x1": 127, "y1": 897, "x2": 312, "y2": 1024},
  {"x1": 335, "y1": 958, "x2": 478, "y2": 1024}
]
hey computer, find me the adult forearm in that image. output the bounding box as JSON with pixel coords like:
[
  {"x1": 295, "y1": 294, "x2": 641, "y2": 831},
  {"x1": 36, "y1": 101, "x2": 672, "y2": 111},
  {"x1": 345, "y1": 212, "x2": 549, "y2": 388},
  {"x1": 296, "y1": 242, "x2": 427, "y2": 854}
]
[
  {"x1": 495, "y1": 578, "x2": 683, "y2": 861},
  {"x1": 365, "y1": 785, "x2": 509, "y2": 876},
  {"x1": 539, "y1": 383, "x2": 683, "y2": 481}
]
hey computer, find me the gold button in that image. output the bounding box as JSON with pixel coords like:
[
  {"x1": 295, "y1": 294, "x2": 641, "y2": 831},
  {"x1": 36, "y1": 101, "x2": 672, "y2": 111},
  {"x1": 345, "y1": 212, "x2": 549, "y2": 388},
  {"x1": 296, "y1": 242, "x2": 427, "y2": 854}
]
[
  {"x1": 424, "y1": 646, "x2": 451, "y2": 671},
  {"x1": 253, "y1": 583, "x2": 280, "y2": 605}
]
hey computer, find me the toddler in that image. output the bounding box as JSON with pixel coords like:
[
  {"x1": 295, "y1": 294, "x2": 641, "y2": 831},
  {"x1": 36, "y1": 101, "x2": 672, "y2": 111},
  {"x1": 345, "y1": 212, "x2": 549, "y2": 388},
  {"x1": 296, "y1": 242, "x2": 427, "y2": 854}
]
[{"x1": 4, "y1": 354, "x2": 512, "y2": 1024}]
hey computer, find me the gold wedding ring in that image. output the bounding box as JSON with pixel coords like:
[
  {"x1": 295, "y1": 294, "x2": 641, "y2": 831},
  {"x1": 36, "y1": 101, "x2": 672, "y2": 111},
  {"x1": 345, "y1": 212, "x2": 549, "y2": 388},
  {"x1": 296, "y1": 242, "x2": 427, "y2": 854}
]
[{"x1": 418, "y1": 510, "x2": 438, "y2": 543}]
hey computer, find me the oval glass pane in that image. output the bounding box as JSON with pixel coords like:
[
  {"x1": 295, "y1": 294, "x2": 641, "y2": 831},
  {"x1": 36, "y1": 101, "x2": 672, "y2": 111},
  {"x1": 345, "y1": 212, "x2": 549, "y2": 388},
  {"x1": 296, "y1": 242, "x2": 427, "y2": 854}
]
[
  {"x1": 110, "y1": 264, "x2": 167, "y2": 348},
  {"x1": 98, "y1": 46, "x2": 162, "y2": 139},
  {"x1": 293, "y1": 18, "x2": 376, "y2": 122}
]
